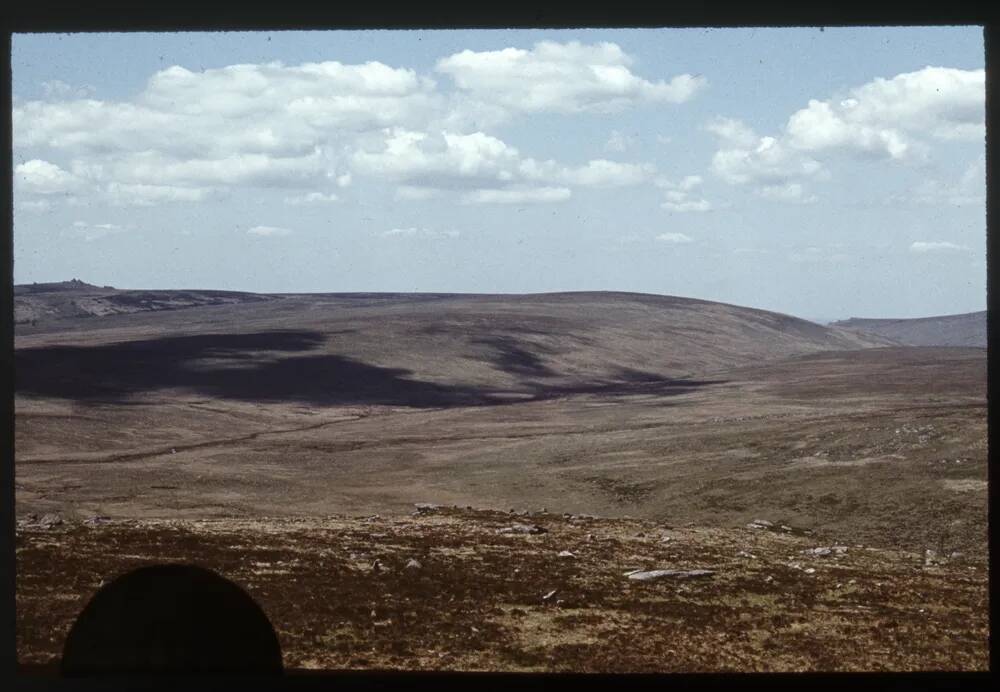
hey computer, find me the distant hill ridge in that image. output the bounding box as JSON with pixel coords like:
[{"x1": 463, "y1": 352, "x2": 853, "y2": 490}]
[
  {"x1": 832, "y1": 312, "x2": 986, "y2": 348},
  {"x1": 14, "y1": 281, "x2": 276, "y2": 324}
]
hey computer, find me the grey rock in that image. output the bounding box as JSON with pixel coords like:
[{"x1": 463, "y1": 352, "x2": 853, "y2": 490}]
[
  {"x1": 557, "y1": 550, "x2": 576, "y2": 559},
  {"x1": 405, "y1": 558, "x2": 422, "y2": 570},
  {"x1": 627, "y1": 569, "x2": 715, "y2": 581},
  {"x1": 498, "y1": 523, "x2": 547, "y2": 535},
  {"x1": 38, "y1": 513, "x2": 63, "y2": 528}
]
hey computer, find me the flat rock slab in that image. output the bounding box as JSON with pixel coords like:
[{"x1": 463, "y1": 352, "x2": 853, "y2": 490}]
[{"x1": 627, "y1": 569, "x2": 716, "y2": 581}]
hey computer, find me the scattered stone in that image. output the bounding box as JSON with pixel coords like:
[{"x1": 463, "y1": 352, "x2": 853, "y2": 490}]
[
  {"x1": 779, "y1": 525, "x2": 793, "y2": 532},
  {"x1": 38, "y1": 513, "x2": 63, "y2": 529},
  {"x1": 803, "y1": 547, "x2": 833, "y2": 557},
  {"x1": 635, "y1": 532, "x2": 645, "y2": 538},
  {"x1": 804, "y1": 568, "x2": 816, "y2": 575},
  {"x1": 747, "y1": 519, "x2": 774, "y2": 530},
  {"x1": 557, "y1": 550, "x2": 576, "y2": 559},
  {"x1": 542, "y1": 590, "x2": 557, "y2": 601},
  {"x1": 405, "y1": 558, "x2": 422, "y2": 570},
  {"x1": 414, "y1": 503, "x2": 442, "y2": 513},
  {"x1": 764, "y1": 575, "x2": 774, "y2": 584},
  {"x1": 628, "y1": 569, "x2": 715, "y2": 582},
  {"x1": 371, "y1": 559, "x2": 383, "y2": 573},
  {"x1": 498, "y1": 523, "x2": 547, "y2": 535},
  {"x1": 83, "y1": 515, "x2": 112, "y2": 526},
  {"x1": 736, "y1": 551, "x2": 756, "y2": 559},
  {"x1": 661, "y1": 535, "x2": 673, "y2": 543}
]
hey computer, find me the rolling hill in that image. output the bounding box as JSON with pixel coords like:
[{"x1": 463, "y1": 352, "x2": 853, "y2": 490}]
[
  {"x1": 14, "y1": 279, "x2": 276, "y2": 324},
  {"x1": 831, "y1": 311, "x2": 986, "y2": 348},
  {"x1": 14, "y1": 288, "x2": 894, "y2": 406}
]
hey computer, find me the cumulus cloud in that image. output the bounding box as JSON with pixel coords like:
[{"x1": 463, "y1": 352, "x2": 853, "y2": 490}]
[
  {"x1": 353, "y1": 129, "x2": 521, "y2": 188},
  {"x1": 247, "y1": 225, "x2": 293, "y2": 237},
  {"x1": 909, "y1": 241, "x2": 969, "y2": 253},
  {"x1": 15, "y1": 159, "x2": 84, "y2": 195},
  {"x1": 785, "y1": 67, "x2": 985, "y2": 159},
  {"x1": 13, "y1": 60, "x2": 440, "y2": 203},
  {"x1": 656, "y1": 174, "x2": 712, "y2": 212},
  {"x1": 706, "y1": 67, "x2": 984, "y2": 201},
  {"x1": 655, "y1": 232, "x2": 694, "y2": 244},
  {"x1": 436, "y1": 41, "x2": 706, "y2": 116},
  {"x1": 710, "y1": 129, "x2": 825, "y2": 187},
  {"x1": 704, "y1": 117, "x2": 758, "y2": 148},
  {"x1": 354, "y1": 128, "x2": 652, "y2": 201}
]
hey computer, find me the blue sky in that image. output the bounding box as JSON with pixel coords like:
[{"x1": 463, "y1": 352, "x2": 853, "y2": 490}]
[{"x1": 11, "y1": 27, "x2": 985, "y2": 320}]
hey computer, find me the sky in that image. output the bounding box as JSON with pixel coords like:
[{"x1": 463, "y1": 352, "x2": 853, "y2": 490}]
[{"x1": 11, "y1": 27, "x2": 986, "y2": 320}]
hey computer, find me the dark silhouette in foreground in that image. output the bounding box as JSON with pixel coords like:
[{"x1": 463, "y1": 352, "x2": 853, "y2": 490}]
[{"x1": 61, "y1": 564, "x2": 283, "y2": 676}]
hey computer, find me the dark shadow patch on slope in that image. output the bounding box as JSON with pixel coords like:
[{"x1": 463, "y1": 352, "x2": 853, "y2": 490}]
[{"x1": 16, "y1": 330, "x2": 726, "y2": 408}]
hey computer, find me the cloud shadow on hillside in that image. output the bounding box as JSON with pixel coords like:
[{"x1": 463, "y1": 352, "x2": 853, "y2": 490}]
[{"x1": 15, "y1": 330, "x2": 725, "y2": 408}]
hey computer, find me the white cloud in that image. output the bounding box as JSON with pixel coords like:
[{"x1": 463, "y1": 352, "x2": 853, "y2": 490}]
[
  {"x1": 352, "y1": 129, "x2": 521, "y2": 188},
  {"x1": 520, "y1": 158, "x2": 655, "y2": 187},
  {"x1": 655, "y1": 232, "x2": 694, "y2": 244},
  {"x1": 909, "y1": 241, "x2": 969, "y2": 254},
  {"x1": 704, "y1": 116, "x2": 758, "y2": 148},
  {"x1": 460, "y1": 186, "x2": 571, "y2": 205},
  {"x1": 785, "y1": 67, "x2": 985, "y2": 159},
  {"x1": 656, "y1": 174, "x2": 712, "y2": 212},
  {"x1": 655, "y1": 134, "x2": 673, "y2": 145},
  {"x1": 14, "y1": 159, "x2": 84, "y2": 195},
  {"x1": 247, "y1": 225, "x2": 293, "y2": 237},
  {"x1": 355, "y1": 128, "x2": 652, "y2": 200},
  {"x1": 13, "y1": 59, "x2": 441, "y2": 204},
  {"x1": 706, "y1": 66, "x2": 983, "y2": 204},
  {"x1": 436, "y1": 41, "x2": 706, "y2": 117},
  {"x1": 711, "y1": 131, "x2": 825, "y2": 186},
  {"x1": 284, "y1": 191, "x2": 340, "y2": 205}
]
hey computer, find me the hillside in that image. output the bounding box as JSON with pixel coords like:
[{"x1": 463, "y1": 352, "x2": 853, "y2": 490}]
[
  {"x1": 14, "y1": 290, "x2": 893, "y2": 405},
  {"x1": 16, "y1": 507, "x2": 988, "y2": 673},
  {"x1": 14, "y1": 280, "x2": 276, "y2": 324},
  {"x1": 831, "y1": 311, "x2": 986, "y2": 348}
]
